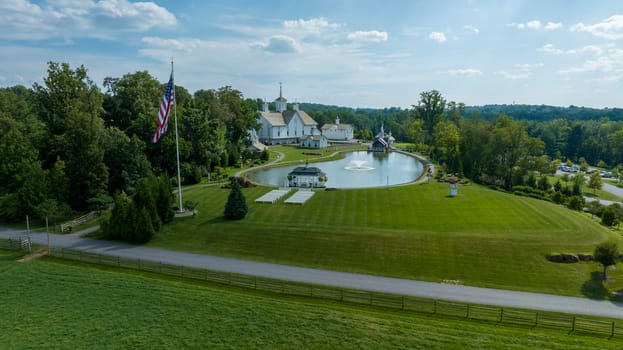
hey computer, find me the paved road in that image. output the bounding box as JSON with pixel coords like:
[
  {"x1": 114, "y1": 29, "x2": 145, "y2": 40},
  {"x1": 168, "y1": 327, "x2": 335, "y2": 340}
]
[{"x1": 2, "y1": 227, "x2": 623, "y2": 319}]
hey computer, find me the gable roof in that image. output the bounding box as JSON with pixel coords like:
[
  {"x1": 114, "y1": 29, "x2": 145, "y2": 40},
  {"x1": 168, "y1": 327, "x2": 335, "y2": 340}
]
[
  {"x1": 262, "y1": 110, "x2": 318, "y2": 127},
  {"x1": 295, "y1": 110, "x2": 317, "y2": 126},
  {"x1": 260, "y1": 111, "x2": 286, "y2": 126},
  {"x1": 321, "y1": 123, "x2": 353, "y2": 130}
]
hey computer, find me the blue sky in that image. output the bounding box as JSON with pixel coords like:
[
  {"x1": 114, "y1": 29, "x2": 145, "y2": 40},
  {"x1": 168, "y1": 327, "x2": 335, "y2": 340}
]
[{"x1": 1, "y1": 0, "x2": 623, "y2": 108}]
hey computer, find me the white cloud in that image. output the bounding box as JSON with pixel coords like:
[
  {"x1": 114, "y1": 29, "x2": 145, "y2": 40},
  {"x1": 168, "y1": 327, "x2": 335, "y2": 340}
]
[
  {"x1": 544, "y1": 22, "x2": 563, "y2": 30},
  {"x1": 0, "y1": 0, "x2": 176, "y2": 40},
  {"x1": 509, "y1": 20, "x2": 541, "y2": 30},
  {"x1": 446, "y1": 68, "x2": 482, "y2": 77},
  {"x1": 526, "y1": 20, "x2": 542, "y2": 29},
  {"x1": 496, "y1": 71, "x2": 530, "y2": 80},
  {"x1": 515, "y1": 63, "x2": 544, "y2": 70},
  {"x1": 538, "y1": 43, "x2": 604, "y2": 56},
  {"x1": 254, "y1": 35, "x2": 300, "y2": 53},
  {"x1": 509, "y1": 20, "x2": 562, "y2": 30},
  {"x1": 347, "y1": 30, "x2": 388, "y2": 42},
  {"x1": 538, "y1": 43, "x2": 563, "y2": 54},
  {"x1": 571, "y1": 15, "x2": 623, "y2": 40},
  {"x1": 428, "y1": 31, "x2": 447, "y2": 43},
  {"x1": 463, "y1": 25, "x2": 479, "y2": 34},
  {"x1": 283, "y1": 17, "x2": 341, "y2": 34},
  {"x1": 496, "y1": 63, "x2": 543, "y2": 80}
]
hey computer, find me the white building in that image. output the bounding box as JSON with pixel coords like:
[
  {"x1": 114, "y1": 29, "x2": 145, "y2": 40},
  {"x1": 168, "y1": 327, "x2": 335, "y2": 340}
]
[
  {"x1": 256, "y1": 85, "x2": 318, "y2": 145},
  {"x1": 300, "y1": 134, "x2": 328, "y2": 149},
  {"x1": 321, "y1": 117, "x2": 354, "y2": 141},
  {"x1": 287, "y1": 164, "x2": 327, "y2": 188}
]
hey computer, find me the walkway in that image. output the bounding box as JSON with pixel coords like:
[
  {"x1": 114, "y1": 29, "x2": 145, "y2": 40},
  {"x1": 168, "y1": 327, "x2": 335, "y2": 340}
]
[{"x1": 1, "y1": 227, "x2": 623, "y2": 319}]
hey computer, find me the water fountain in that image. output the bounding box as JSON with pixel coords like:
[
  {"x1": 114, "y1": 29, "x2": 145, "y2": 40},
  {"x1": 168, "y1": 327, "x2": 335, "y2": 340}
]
[{"x1": 344, "y1": 160, "x2": 375, "y2": 171}]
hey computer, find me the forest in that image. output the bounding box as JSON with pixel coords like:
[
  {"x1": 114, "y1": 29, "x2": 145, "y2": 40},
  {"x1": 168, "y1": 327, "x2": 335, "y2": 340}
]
[{"x1": 2, "y1": 61, "x2": 623, "y2": 224}]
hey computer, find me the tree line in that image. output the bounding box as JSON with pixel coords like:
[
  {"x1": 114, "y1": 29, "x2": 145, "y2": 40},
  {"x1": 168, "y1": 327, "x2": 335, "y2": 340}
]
[
  {"x1": 0, "y1": 62, "x2": 259, "y2": 223},
  {"x1": 3, "y1": 62, "x2": 623, "y2": 226}
]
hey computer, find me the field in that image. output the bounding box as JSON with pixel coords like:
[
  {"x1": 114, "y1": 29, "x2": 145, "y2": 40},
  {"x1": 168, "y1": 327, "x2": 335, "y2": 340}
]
[
  {"x1": 0, "y1": 251, "x2": 619, "y2": 349},
  {"x1": 148, "y1": 180, "x2": 623, "y2": 298}
]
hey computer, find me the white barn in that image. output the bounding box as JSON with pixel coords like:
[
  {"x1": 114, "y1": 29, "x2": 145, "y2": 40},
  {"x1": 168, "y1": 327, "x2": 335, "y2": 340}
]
[
  {"x1": 256, "y1": 86, "x2": 318, "y2": 145},
  {"x1": 321, "y1": 117, "x2": 354, "y2": 141}
]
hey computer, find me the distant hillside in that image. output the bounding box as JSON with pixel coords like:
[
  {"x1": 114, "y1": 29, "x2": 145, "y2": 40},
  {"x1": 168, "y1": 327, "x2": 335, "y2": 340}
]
[
  {"x1": 465, "y1": 104, "x2": 623, "y2": 121},
  {"x1": 297, "y1": 102, "x2": 623, "y2": 122}
]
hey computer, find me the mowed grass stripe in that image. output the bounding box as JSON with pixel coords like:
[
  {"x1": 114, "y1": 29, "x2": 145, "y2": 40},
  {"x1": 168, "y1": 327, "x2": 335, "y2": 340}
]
[
  {"x1": 0, "y1": 252, "x2": 619, "y2": 349},
  {"x1": 148, "y1": 182, "x2": 620, "y2": 296}
]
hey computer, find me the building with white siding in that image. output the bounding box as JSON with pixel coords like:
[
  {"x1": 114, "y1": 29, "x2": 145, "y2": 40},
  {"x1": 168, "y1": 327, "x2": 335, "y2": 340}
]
[
  {"x1": 321, "y1": 117, "x2": 354, "y2": 141},
  {"x1": 256, "y1": 85, "x2": 318, "y2": 145}
]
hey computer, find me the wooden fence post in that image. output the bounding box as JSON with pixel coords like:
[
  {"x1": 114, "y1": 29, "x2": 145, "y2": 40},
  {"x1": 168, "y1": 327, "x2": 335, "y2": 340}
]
[
  {"x1": 535, "y1": 312, "x2": 539, "y2": 326},
  {"x1": 401, "y1": 296, "x2": 405, "y2": 310},
  {"x1": 340, "y1": 289, "x2": 343, "y2": 302},
  {"x1": 433, "y1": 300, "x2": 437, "y2": 314},
  {"x1": 500, "y1": 308, "x2": 504, "y2": 323},
  {"x1": 466, "y1": 304, "x2": 470, "y2": 318},
  {"x1": 571, "y1": 316, "x2": 576, "y2": 332},
  {"x1": 612, "y1": 322, "x2": 615, "y2": 338}
]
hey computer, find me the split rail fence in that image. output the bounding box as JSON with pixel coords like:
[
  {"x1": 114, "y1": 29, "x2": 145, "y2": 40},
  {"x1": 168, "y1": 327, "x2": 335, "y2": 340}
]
[{"x1": 3, "y1": 239, "x2": 622, "y2": 340}]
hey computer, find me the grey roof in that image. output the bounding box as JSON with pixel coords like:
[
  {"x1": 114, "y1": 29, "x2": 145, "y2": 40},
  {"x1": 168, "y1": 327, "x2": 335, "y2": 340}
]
[
  {"x1": 260, "y1": 111, "x2": 286, "y2": 126},
  {"x1": 321, "y1": 123, "x2": 353, "y2": 130},
  {"x1": 301, "y1": 134, "x2": 326, "y2": 141},
  {"x1": 275, "y1": 96, "x2": 287, "y2": 102},
  {"x1": 289, "y1": 166, "x2": 326, "y2": 177},
  {"x1": 261, "y1": 110, "x2": 317, "y2": 127}
]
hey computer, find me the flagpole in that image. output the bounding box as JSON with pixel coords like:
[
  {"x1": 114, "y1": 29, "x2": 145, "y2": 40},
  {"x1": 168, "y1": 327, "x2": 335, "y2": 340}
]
[{"x1": 172, "y1": 60, "x2": 183, "y2": 212}]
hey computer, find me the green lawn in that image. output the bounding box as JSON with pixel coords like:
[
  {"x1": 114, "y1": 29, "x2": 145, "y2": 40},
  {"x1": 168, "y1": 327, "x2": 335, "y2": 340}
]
[
  {"x1": 149, "y1": 181, "x2": 623, "y2": 298},
  {"x1": 0, "y1": 252, "x2": 618, "y2": 349},
  {"x1": 547, "y1": 175, "x2": 623, "y2": 202}
]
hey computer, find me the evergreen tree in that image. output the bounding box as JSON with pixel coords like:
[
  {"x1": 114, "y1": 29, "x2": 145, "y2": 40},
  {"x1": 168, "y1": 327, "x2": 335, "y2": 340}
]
[
  {"x1": 224, "y1": 181, "x2": 248, "y2": 220},
  {"x1": 156, "y1": 175, "x2": 175, "y2": 223},
  {"x1": 133, "y1": 206, "x2": 155, "y2": 243}
]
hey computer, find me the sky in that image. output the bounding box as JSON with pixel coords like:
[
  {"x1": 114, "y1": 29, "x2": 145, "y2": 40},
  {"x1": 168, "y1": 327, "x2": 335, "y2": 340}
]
[{"x1": 1, "y1": 0, "x2": 623, "y2": 109}]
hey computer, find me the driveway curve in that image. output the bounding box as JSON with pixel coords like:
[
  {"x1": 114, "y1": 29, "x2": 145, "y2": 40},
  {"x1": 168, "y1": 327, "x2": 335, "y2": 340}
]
[{"x1": 1, "y1": 227, "x2": 623, "y2": 319}]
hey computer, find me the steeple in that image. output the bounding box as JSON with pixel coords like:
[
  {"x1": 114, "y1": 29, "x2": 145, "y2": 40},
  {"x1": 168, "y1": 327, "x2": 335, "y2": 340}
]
[{"x1": 275, "y1": 82, "x2": 287, "y2": 112}]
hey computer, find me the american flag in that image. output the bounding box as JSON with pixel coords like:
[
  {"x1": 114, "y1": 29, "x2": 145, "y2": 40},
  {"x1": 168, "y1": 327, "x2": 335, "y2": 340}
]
[{"x1": 152, "y1": 72, "x2": 175, "y2": 143}]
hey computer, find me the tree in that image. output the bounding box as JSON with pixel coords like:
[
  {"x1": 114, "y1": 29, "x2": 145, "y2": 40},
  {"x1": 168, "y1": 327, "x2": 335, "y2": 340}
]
[
  {"x1": 413, "y1": 90, "x2": 446, "y2": 144},
  {"x1": 35, "y1": 62, "x2": 108, "y2": 210},
  {"x1": 224, "y1": 181, "x2": 247, "y2": 220},
  {"x1": 594, "y1": 242, "x2": 619, "y2": 280},
  {"x1": 588, "y1": 171, "x2": 602, "y2": 194},
  {"x1": 537, "y1": 176, "x2": 550, "y2": 191},
  {"x1": 601, "y1": 206, "x2": 618, "y2": 227}
]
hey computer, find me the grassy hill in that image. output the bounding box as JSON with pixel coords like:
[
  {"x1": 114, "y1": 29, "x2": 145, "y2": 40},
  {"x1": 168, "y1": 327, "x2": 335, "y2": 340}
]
[
  {"x1": 148, "y1": 181, "x2": 622, "y2": 297},
  {"x1": 0, "y1": 251, "x2": 618, "y2": 349}
]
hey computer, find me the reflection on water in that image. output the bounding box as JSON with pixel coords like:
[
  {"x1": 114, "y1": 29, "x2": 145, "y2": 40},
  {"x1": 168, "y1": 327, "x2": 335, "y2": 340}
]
[{"x1": 249, "y1": 151, "x2": 423, "y2": 188}]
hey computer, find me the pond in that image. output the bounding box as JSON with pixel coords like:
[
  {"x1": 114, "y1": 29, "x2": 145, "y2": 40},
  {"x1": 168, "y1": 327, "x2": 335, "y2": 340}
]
[{"x1": 248, "y1": 151, "x2": 424, "y2": 189}]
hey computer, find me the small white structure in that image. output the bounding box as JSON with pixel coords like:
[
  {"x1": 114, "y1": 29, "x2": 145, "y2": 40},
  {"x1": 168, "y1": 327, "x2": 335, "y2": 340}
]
[
  {"x1": 321, "y1": 117, "x2": 354, "y2": 141},
  {"x1": 287, "y1": 164, "x2": 327, "y2": 188},
  {"x1": 255, "y1": 188, "x2": 291, "y2": 203},
  {"x1": 256, "y1": 84, "x2": 318, "y2": 145},
  {"x1": 449, "y1": 184, "x2": 458, "y2": 197},
  {"x1": 284, "y1": 189, "x2": 315, "y2": 205},
  {"x1": 300, "y1": 134, "x2": 328, "y2": 149}
]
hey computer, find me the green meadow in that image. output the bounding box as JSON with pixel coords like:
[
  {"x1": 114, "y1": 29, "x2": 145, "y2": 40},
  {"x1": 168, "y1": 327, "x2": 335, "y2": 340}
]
[
  {"x1": 148, "y1": 180, "x2": 623, "y2": 298},
  {"x1": 0, "y1": 251, "x2": 618, "y2": 349}
]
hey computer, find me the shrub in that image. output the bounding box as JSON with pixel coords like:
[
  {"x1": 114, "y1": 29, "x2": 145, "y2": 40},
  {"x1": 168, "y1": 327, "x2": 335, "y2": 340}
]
[
  {"x1": 601, "y1": 207, "x2": 618, "y2": 227},
  {"x1": 566, "y1": 196, "x2": 585, "y2": 211}
]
